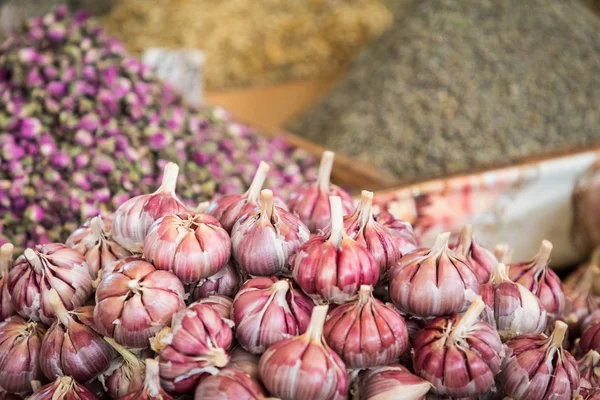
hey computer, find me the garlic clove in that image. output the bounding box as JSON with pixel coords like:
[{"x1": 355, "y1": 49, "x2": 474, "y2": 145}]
[
  {"x1": 194, "y1": 367, "x2": 269, "y2": 400},
  {"x1": 100, "y1": 337, "x2": 146, "y2": 399},
  {"x1": 0, "y1": 243, "x2": 16, "y2": 322},
  {"x1": 563, "y1": 265, "x2": 600, "y2": 336},
  {"x1": 581, "y1": 321, "x2": 600, "y2": 354},
  {"x1": 453, "y1": 225, "x2": 498, "y2": 284},
  {"x1": 119, "y1": 358, "x2": 176, "y2": 400},
  {"x1": 29, "y1": 376, "x2": 98, "y2": 400},
  {"x1": 188, "y1": 261, "x2": 241, "y2": 301},
  {"x1": 228, "y1": 346, "x2": 261, "y2": 379},
  {"x1": 356, "y1": 364, "x2": 432, "y2": 400},
  {"x1": 578, "y1": 350, "x2": 600, "y2": 390},
  {"x1": 197, "y1": 295, "x2": 234, "y2": 321}
]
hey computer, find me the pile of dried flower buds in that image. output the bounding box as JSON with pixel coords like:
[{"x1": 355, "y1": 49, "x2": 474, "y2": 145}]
[
  {"x1": 0, "y1": 6, "x2": 317, "y2": 251},
  {"x1": 2, "y1": 150, "x2": 600, "y2": 400}
]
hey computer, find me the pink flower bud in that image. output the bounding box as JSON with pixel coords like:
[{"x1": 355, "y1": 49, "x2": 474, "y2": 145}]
[
  {"x1": 0, "y1": 244, "x2": 15, "y2": 322},
  {"x1": 453, "y1": 225, "x2": 498, "y2": 284},
  {"x1": 189, "y1": 261, "x2": 241, "y2": 301},
  {"x1": 356, "y1": 364, "x2": 432, "y2": 400},
  {"x1": 233, "y1": 277, "x2": 314, "y2": 354},
  {"x1": 194, "y1": 367, "x2": 269, "y2": 400}
]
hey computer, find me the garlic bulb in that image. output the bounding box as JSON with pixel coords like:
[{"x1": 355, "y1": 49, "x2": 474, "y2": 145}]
[
  {"x1": 188, "y1": 261, "x2": 241, "y2": 301},
  {"x1": 66, "y1": 216, "x2": 131, "y2": 282},
  {"x1": 0, "y1": 243, "x2": 15, "y2": 322},
  {"x1": 29, "y1": 376, "x2": 98, "y2": 400},
  {"x1": 292, "y1": 196, "x2": 379, "y2": 304},
  {"x1": 40, "y1": 289, "x2": 113, "y2": 382},
  {"x1": 578, "y1": 350, "x2": 600, "y2": 390},
  {"x1": 232, "y1": 276, "x2": 314, "y2": 354},
  {"x1": 258, "y1": 305, "x2": 348, "y2": 400},
  {"x1": 8, "y1": 244, "x2": 93, "y2": 324},
  {"x1": 356, "y1": 364, "x2": 432, "y2": 400},
  {"x1": 412, "y1": 297, "x2": 503, "y2": 397},
  {"x1": 479, "y1": 263, "x2": 547, "y2": 341},
  {"x1": 156, "y1": 302, "x2": 233, "y2": 393},
  {"x1": 323, "y1": 285, "x2": 409, "y2": 368},
  {"x1": 0, "y1": 316, "x2": 46, "y2": 394},
  {"x1": 453, "y1": 225, "x2": 498, "y2": 284},
  {"x1": 389, "y1": 232, "x2": 479, "y2": 318},
  {"x1": 101, "y1": 337, "x2": 146, "y2": 399},
  {"x1": 228, "y1": 347, "x2": 261, "y2": 379},
  {"x1": 375, "y1": 209, "x2": 420, "y2": 255},
  {"x1": 288, "y1": 151, "x2": 354, "y2": 232},
  {"x1": 119, "y1": 358, "x2": 176, "y2": 400},
  {"x1": 194, "y1": 367, "x2": 269, "y2": 400},
  {"x1": 232, "y1": 189, "x2": 310, "y2": 277},
  {"x1": 498, "y1": 320, "x2": 579, "y2": 400},
  {"x1": 207, "y1": 161, "x2": 269, "y2": 233},
  {"x1": 94, "y1": 258, "x2": 185, "y2": 348},
  {"x1": 143, "y1": 211, "x2": 231, "y2": 283},
  {"x1": 509, "y1": 240, "x2": 565, "y2": 320},
  {"x1": 564, "y1": 265, "x2": 600, "y2": 335},
  {"x1": 197, "y1": 295, "x2": 234, "y2": 321},
  {"x1": 113, "y1": 162, "x2": 187, "y2": 253}
]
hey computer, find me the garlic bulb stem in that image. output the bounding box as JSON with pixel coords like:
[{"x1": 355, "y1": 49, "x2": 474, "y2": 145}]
[
  {"x1": 306, "y1": 305, "x2": 329, "y2": 341},
  {"x1": 451, "y1": 296, "x2": 485, "y2": 340},
  {"x1": 457, "y1": 225, "x2": 473, "y2": 255},
  {"x1": 534, "y1": 240, "x2": 553, "y2": 269},
  {"x1": 157, "y1": 162, "x2": 180, "y2": 194},
  {"x1": 549, "y1": 321, "x2": 568, "y2": 348},
  {"x1": 0, "y1": 243, "x2": 14, "y2": 278},
  {"x1": 581, "y1": 349, "x2": 600, "y2": 367},
  {"x1": 90, "y1": 216, "x2": 105, "y2": 239},
  {"x1": 317, "y1": 151, "x2": 335, "y2": 192},
  {"x1": 23, "y1": 248, "x2": 44, "y2": 274},
  {"x1": 48, "y1": 288, "x2": 71, "y2": 327},
  {"x1": 358, "y1": 285, "x2": 373, "y2": 305},
  {"x1": 577, "y1": 266, "x2": 600, "y2": 295},
  {"x1": 104, "y1": 336, "x2": 143, "y2": 366},
  {"x1": 143, "y1": 359, "x2": 161, "y2": 398},
  {"x1": 358, "y1": 191, "x2": 374, "y2": 229},
  {"x1": 494, "y1": 244, "x2": 512, "y2": 264},
  {"x1": 329, "y1": 196, "x2": 344, "y2": 248},
  {"x1": 431, "y1": 232, "x2": 451, "y2": 256},
  {"x1": 246, "y1": 161, "x2": 270, "y2": 203},
  {"x1": 259, "y1": 189, "x2": 274, "y2": 223},
  {"x1": 490, "y1": 263, "x2": 511, "y2": 285}
]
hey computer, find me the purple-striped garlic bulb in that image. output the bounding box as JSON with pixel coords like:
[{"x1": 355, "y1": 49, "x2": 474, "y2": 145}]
[
  {"x1": 479, "y1": 263, "x2": 547, "y2": 341},
  {"x1": 323, "y1": 285, "x2": 409, "y2": 368},
  {"x1": 8, "y1": 244, "x2": 93, "y2": 324},
  {"x1": 498, "y1": 320, "x2": 579, "y2": 400},
  {"x1": 143, "y1": 211, "x2": 231, "y2": 283},
  {"x1": 389, "y1": 232, "x2": 479, "y2": 318},
  {"x1": 100, "y1": 337, "x2": 146, "y2": 399},
  {"x1": 454, "y1": 225, "x2": 498, "y2": 284},
  {"x1": 291, "y1": 196, "x2": 379, "y2": 304},
  {"x1": 228, "y1": 347, "x2": 261, "y2": 379},
  {"x1": 155, "y1": 302, "x2": 233, "y2": 393},
  {"x1": 564, "y1": 265, "x2": 600, "y2": 336},
  {"x1": 0, "y1": 244, "x2": 15, "y2": 322},
  {"x1": 376, "y1": 209, "x2": 420, "y2": 253},
  {"x1": 120, "y1": 359, "x2": 176, "y2": 400},
  {"x1": 194, "y1": 367, "x2": 269, "y2": 400},
  {"x1": 94, "y1": 258, "x2": 185, "y2": 348},
  {"x1": 232, "y1": 189, "x2": 309, "y2": 277},
  {"x1": 509, "y1": 240, "x2": 565, "y2": 321},
  {"x1": 0, "y1": 316, "x2": 46, "y2": 394},
  {"x1": 197, "y1": 295, "x2": 234, "y2": 321},
  {"x1": 412, "y1": 296, "x2": 503, "y2": 397},
  {"x1": 258, "y1": 305, "x2": 348, "y2": 400},
  {"x1": 287, "y1": 151, "x2": 354, "y2": 233},
  {"x1": 40, "y1": 289, "x2": 113, "y2": 382},
  {"x1": 233, "y1": 276, "x2": 313, "y2": 354},
  {"x1": 578, "y1": 350, "x2": 600, "y2": 390},
  {"x1": 356, "y1": 364, "x2": 432, "y2": 400},
  {"x1": 66, "y1": 216, "x2": 131, "y2": 282},
  {"x1": 113, "y1": 162, "x2": 187, "y2": 253},
  {"x1": 29, "y1": 376, "x2": 98, "y2": 400},
  {"x1": 188, "y1": 261, "x2": 241, "y2": 301}
]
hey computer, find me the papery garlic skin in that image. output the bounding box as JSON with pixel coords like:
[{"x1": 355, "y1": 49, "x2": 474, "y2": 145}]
[
  {"x1": 228, "y1": 347, "x2": 261, "y2": 379},
  {"x1": 113, "y1": 162, "x2": 188, "y2": 253},
  {"x1": 323, "y1": 285, "x2": 409, "y2": 368},
  {"x1": 454, "y1": 225, "x2": 498, "y2": 284},
  {"x1": 156, "y1": 302, "x2": 233, "y2": 393},
  {"x1": 0, "y1": 244, "x2": 16, "y2": 322},
  {"x1": 288, "y1": 151, "x2": 354, "y2": 232},
  {"x1": 578, "y1": 350, "x2": 600, "y2": 389},
  {"x1": 144, "y1": 211, "x2": 231, "y2": 283},
  {"x1": 94, "y1": 259, "x2": 185, "y2": 348},
  {"x1": 357, "y1": 364, "x2": 432, "y2": 400},
  {"x1": 498, "y1": 321, "x2": 579, "y2": 400},
  {"x1": 580, "y1": 388, "x2": 600, "y2": 400},
  {"x1": 232, "y1": 276, "x2": 314, "y2": 354},
  {"x1": 412, "y1": 297, "x2": 503, "y2": 397},
  {"x1": 509, "y1": 240, "x2": 565, "y2": 320},
  {"x1": 40, "y1": 290, "x2": 113, "y2": 382},
  {"x1": 194, "y1": 367, "x2": 268, "y2": 400},
  {"x1": 197, "y1": 295, "x2": 234, "y2": 321},
  {"x1": 258, "y1": 305, "x2": 348, "y2": 400},
  {"x1": 189, "y1": 261, "x2": 241, "y2": 301},
  {"x1": 101, "y1": 337, "x2": 146, "y2": 399},
  {"x1": 29, "y1": 376, "x2": 98, "y2": 400},
  {"x1": 120, "y1": 358, "x2": 176, "y2": 400},
  {"x1": 8, "y1": 244, "x2": 93, "y2": 324},
  {"x1": 581, "y1": 321, "x2": 600, "y2": 354},
  {"x1": 292, "y1": 196, "x2": 379, "y2": 304},
  {"x1": 232, "y1": 189, "x2": 310, "y2": 277},
  {"x1": 389, "y1": 232, "x2": 479, "y2": 318},
  {"x1": 0, "y1": 316, "x2": 46, "y2": 394},
  {"x1": 66, "y1": 216, "x2": 131, "y2": 281}
]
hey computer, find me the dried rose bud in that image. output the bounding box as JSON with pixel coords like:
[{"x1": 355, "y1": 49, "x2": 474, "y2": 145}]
[
  {"x1": 197, "y1": 295, "x2": 234, "y2": 321},
  {"x1": 564, "y1": 265, "x2": 600, "y2": 336},
  {"x1": 0, "y1": 316, "x2": 46, "y2": 394},
  {"x1": 288, "y1": 151, "x2": 354, "y2": 232},
  {"x1": 113, "y1": 162, "x2": 188, "y2": 253},
  {"x1": 479, "y1": 263, "x2": 547, "y2": 341},
  {"x1": 120, "y1": 358, "x2": 175, "y2": 400},
  {"x1": 8, "y1": 244, "x2": 93, "y2": 324},
  {"x1": 40, "y1": 290, "x2": 113, "y2": 382},
  {"x1": 389, "y1": 232, "x2": 479, "y2": 318},
  {"x1": 356, "y1": 364, "x2": 432, "y2": 400},
  {"x1": 66, "y1": 216, "x2": 131, "y2": 282},
  {"x1": 292, "y1": 196, "x2": 379, "y2": 303},
  {"x1": 323, "y1": 285, "x2": 409, "y2": 368},
  {"x1": 228, "y1": 347, "x2": 261, "y2": 379},
  {"x1": 29, "y1": 376, "x2": 98, "y2": 400},
  {"x1": 509, "y1": 240, "x2": 565, "y2": 320},
  {"x1": 143, "y1": 211, "x2": 231, "y2": 283},
  {"x1": 375, "y1": 209, "x2": 419, "y2": 255},
  {"x1": 499, "y1": 320, "x2": 579, "y2": 400},
  {"x1": 258, "y1": 305, "x2": 348, "y2": 400},
  {"x1": 232, "y1": 189, "x2": 310, "y2": 277},
  {"x1": 581, "y1": 321, "x2": 600, "y2": 354},
  {"x1": 94, "y1": 258, "x2": 185, "y2": 348},
  {"x1": 194, "y1": 367, "x2": 269, "y2": 400},
  {"x1": 233, "y1": 276, "x2": 313, "y2": 354},
  {"x1": 578, "y1": 350, "x2": 600, "y2": 390},
  {"x1": 453, "y1": 225, "x2": 498, "y2": 284},
  {"x1": 155, "y1": 302, "x2": 233, "y2": 393},
  {"x1": 413, "y1": 297, "x2": 503, "y2": 397},
  {"x1": 188, "y1": 261, "x2": 241, "y2": 301},
  {"x1": 0, "y1": 244, "x2": 16, "y2": 322},
  {"x1": 100, "y1": 337, "x2": 146, "y2": 399}
]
